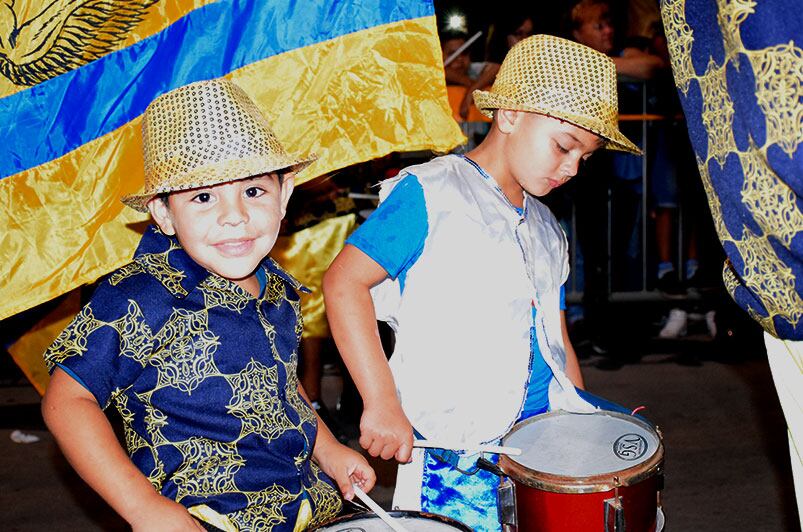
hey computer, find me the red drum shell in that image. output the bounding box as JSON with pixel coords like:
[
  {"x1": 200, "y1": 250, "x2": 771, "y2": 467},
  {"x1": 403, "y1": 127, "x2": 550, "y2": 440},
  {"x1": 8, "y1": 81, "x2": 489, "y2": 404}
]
[{"x1": 499, "y1": 410, "x2": 664, "y2": 532}]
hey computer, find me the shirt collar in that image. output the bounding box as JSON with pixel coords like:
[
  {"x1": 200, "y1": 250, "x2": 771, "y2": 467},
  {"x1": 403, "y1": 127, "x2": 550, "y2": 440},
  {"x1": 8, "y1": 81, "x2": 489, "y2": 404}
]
[{"x1": 132, "y1": 226, "x2": 309, "y2": 298}]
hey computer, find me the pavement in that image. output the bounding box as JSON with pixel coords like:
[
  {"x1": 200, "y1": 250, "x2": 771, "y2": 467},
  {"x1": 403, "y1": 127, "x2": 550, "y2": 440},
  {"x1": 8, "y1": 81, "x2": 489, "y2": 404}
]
[{"x1": 1, "y1": 310, "x2": 801, "y2": 531}]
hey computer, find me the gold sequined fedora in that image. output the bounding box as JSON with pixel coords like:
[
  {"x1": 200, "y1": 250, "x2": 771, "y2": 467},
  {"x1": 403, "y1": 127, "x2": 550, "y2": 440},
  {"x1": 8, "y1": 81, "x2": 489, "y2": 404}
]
[
  {"x1": 122, "y1": 78, "x2": 316, "y2": 212},
  {"x1": 473, "y1": 34, "x2": 640, "y2": 154}
]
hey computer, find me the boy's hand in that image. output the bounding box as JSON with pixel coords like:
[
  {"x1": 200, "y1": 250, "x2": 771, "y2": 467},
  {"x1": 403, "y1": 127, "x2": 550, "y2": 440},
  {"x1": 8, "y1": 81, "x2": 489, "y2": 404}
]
[
  {"x1": 130, "y1": 495, "x2": 205, "y2": 531},
  {"x1": 317, "y1": 443, "x2": 377, "y2": 501},
  {"x1": 359, "y1": 403, "x2": 413, "y2": 463}
]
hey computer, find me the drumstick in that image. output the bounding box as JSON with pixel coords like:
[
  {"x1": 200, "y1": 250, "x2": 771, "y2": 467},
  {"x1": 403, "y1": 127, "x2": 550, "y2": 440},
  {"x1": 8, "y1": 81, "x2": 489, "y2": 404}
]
[
  {"x1": 352, "y1": 484, "x2": 410, "y2": 532},
  {"x1": 413, "y1": 440, "x2": 522, "y2": 456}
]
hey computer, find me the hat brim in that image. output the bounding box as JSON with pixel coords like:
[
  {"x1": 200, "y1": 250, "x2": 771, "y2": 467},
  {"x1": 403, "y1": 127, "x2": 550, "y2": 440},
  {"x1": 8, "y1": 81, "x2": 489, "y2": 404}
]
[
  {"x1": 122, "y1": 153, "x2": 317, "y2": 213},
  {"x1": 473, "y1": 90, "x2": 641, "y2": 155}
]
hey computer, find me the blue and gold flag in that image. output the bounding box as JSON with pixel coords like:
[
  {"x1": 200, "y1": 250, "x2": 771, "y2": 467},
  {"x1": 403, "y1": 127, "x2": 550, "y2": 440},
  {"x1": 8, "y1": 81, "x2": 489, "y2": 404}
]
[{"x1": 1, "y1": 0, "x2": 463, "y2": 390}]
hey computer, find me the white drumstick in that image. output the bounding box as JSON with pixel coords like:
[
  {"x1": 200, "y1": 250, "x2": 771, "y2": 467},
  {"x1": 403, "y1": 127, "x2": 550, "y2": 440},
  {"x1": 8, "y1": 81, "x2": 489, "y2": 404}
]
[
  {"x1": 352, "y1": 484, "x2": 410, "y2": 532},
  {"x1": 413, "y1": 440, "x2": 522, "y2": 456}
]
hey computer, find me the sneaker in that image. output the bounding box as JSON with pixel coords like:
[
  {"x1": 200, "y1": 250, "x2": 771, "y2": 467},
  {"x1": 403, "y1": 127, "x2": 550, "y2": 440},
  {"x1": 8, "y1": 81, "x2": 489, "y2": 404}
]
[
  {"x1": 657, "y1": 270, "x2": 687, "y2": 298},
  {"x1": 658, "y1": 308, "x2": 688, "y2": 338},
  {"x1": 705, "y1": 310, "x2": 717, "y2": 338}
]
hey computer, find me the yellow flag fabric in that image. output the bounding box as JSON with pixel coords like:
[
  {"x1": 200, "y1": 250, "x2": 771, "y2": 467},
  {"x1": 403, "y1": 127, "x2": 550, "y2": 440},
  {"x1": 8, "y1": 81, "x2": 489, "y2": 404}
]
[
  {"x1": 0, "y1": 1, "x2": 464, "y2": 323},
  {"x1": 271, "y1": 214, "x2": 359, "y2": 340},
  {"x1": 1, "y1": 1, "x2": 464, "y2": 391}
]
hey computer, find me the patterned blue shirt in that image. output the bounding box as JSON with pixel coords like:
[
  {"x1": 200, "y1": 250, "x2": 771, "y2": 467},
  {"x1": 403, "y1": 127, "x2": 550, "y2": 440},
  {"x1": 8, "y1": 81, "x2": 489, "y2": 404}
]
[
  {"x1": 662, "y1": 0, "x2": 803, "y2": 340},
  {"x1": 44, "y1": 226, "x2": 342, "y2": 530}
]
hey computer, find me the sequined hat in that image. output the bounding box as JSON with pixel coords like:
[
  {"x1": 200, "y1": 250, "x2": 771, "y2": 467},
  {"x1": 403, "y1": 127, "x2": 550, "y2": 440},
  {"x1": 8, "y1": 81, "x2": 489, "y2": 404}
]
[
  {"x1": 473, "y1": 34, "x2": 640, "y2": 154},
  {"x1": 122, "y1": 78, "x2": 316, "y2": 212}
]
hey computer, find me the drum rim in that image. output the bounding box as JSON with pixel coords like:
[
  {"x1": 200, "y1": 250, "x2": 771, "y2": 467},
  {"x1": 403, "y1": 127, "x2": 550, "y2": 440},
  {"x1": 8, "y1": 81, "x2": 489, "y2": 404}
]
[
  {"x1": 499, "y1": 409, "x2": 665, "y2": 494},
  {"x1": 311, "y1": 510, "x2": 473, "y2": 531}
]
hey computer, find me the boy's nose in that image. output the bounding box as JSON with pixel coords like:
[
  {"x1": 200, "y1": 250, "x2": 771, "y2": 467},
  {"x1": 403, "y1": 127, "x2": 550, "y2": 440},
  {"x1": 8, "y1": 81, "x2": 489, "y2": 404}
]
[{"x1": 218, "y1": 197, "x2": 249, "y2": 226}]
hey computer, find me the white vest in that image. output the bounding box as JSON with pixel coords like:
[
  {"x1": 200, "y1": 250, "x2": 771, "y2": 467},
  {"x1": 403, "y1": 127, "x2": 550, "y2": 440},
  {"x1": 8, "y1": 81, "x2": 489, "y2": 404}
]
[{"x1": 372, "y1": 155, "x2": 594, "y2": 445}]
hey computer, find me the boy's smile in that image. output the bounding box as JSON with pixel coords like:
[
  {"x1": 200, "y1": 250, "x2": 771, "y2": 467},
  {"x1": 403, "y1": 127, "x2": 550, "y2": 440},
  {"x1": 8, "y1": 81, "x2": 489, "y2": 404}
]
[{"x1": 148, "y1": 172, "x2": 293, "y2": 294}]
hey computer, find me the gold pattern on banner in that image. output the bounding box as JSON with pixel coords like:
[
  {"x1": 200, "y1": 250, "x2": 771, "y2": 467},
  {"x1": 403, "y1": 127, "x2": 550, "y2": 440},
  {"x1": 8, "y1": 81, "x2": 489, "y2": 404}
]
[
  {"x1": 307, "y1": 466, "x2": 343, "y2": 527},
  {"x1": 739, "y1": 228, "x2": 803, "y2": 329},
  {"x1": 113, "y1": 300, "x2": 154, "y2": 365},
  {"x1": 231, "y1": 485, "x2": 297, "y2": 531},
  {"x1": 226, "y1": 359, "x2": 294, "y2": 441},
  {"x1": 151, "y1": 309, "x2": 220, "y2": 393},
  {"x1": 699, "y1": 58, "x2": 738, "y2": 166},
  {"x1": 661, "y1": 0, "x2": 696, "y2": 94},
  {"x1": 173, "y1": 437, "x2": 244, "y2": 501},
  {"x1": 739, "y1": 147, "x2": 803, "y2": 248},
  {"x1": 199, "y1": 276, "x2": 251, "y2": 313},
  {"x1": 748, "y1": 43, "x2": 803, "y2": 157},
  {"x1": 716, "y1": 0, "x2": 755, "y2": 61},
  {"x1": 0, "y1": 0, "x2": 158, "y2": 86},
  {"x1": 695, "y1": 156, "x2": 733, "y2": 244},
  {"x1": 44, "y1": 304, "x2": 103, "y2": 367}
]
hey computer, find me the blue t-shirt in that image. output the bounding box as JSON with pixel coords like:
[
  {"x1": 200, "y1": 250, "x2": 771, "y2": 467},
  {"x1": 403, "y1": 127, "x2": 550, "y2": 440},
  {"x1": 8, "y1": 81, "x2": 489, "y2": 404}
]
[{"x1": 347, "y1": 174, "x2": 566, "y2": 415}]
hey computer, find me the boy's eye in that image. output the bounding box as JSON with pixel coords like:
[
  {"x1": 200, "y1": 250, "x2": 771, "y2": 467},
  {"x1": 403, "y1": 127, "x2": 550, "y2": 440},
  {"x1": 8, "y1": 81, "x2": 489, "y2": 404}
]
[
  {"x1": 245, "y1": 187, "x2": 265, "y2": 198},
  {"x1": 555, "y1": 142, "x2": 569, "y2": 154},
  {"x1": 192, "y1": 192, "x2": 212, "y2": 203}
]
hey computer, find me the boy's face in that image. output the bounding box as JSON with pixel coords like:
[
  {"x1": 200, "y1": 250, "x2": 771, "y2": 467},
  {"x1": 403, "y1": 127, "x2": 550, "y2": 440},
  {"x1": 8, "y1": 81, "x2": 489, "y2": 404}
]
[
  {"x1": 500, "y1": 111, "x2": 602, "y2": 197},
  {"x1": 147, "y1": 172, "x2": 293, "y2": 285}
]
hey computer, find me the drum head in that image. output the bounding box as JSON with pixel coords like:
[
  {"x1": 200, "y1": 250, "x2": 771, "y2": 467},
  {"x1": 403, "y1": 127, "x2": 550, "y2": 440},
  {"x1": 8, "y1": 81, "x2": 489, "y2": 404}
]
[
  {"x1": 503, "y1": 410, "x2": 661, "y2": 477},
  {"x1": 313, "y1": 511, "x2": 472, "y2": 531}
]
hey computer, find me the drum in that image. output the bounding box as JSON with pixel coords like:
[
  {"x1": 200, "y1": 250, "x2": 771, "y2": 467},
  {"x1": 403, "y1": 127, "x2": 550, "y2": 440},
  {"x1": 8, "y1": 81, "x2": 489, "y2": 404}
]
[
  {"x1": 313, "y1": 510, "x2": 472, "y2": 532},
  {"x1": 498, "y1": 410, "x2": 664, "y2": 532}
]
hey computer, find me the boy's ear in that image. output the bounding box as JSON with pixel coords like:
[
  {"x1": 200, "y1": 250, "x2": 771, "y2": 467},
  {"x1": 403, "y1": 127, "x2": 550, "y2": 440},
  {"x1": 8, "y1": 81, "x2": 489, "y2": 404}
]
[
  {"x1": 279, "y1": 173, "x2": 295, "y2": 218},
  {"x1": 496, "y1": 108, "x2": 520, "y2": 134},
  {"x1": 147, "y1": 196, "x2": 177, "y2": 236}
]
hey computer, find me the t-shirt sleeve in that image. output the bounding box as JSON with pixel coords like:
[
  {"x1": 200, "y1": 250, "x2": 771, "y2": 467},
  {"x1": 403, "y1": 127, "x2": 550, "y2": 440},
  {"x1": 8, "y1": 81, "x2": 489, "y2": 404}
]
[
  {"x1": 560, "y1": 283, "x2": 566, "y2": 311},
  {"x1": 346, "y1": 174, "x2": 428, "y2": 281},
  {"x1": 44, "y1": 281, "x2": 153, "y2": 408}
]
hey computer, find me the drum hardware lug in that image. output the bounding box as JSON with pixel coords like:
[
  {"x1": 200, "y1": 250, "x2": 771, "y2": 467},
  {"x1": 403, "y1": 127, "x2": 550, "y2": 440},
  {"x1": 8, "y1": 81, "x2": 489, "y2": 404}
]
[
  {"x1": 498, "y1": 478, "x2": 518, "y2": 529},
  {"x1": 604, "y1": 481, "x2": 626, "y2": 532},
  {"x1": 477, "y1": 456, "x2": 505, "y2": 477}
]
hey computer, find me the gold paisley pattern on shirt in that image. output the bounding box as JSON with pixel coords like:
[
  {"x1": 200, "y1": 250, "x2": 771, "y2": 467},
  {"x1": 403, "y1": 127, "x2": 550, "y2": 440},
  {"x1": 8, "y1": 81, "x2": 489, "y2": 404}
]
[
  {"x1": 138, "y1": 246, "x2": 189, "y2": 296},
  {"x1": 264, "y1": 273, "x2": 286, "y2": 307},
  {"x1": 229, "y1": 485, "x2": 297, "y2": 531},
  {"x1": 748, "y1": 43, "x2": 803, "y2": 157},
  {"x1": 716, "y1": 0, "x2": 755, "y2": 60},
  {"x1": 199, "y1": 275, "x2": 251, "y2": 313},
  {"x1": 661, "y1": 0, "x2": 696, "y2": 94},
  {"x1": 739, "y1": 147, "x2": 803, "y2": 248},
  {"x1": 112, "y1": 300, "x2": 154, "y2": 365},
  {"x1": 109, "y1": 262, "x2": 145, "y2": 286},
  {"x1": 226, "y1": 359, "x2": 294, "y2": 441},
  {"x1": 739, "y1": 228, "x2": 803, "y2": 330},
  {"x1": 45, "y1": 304, "x2": 103, "y2": 367},
  {"x1": 151, "y1": 308, "x2": 221, "y2": 393},
  {"x1": 306, "y1": 467, "x2": 343, "y2": 527},
  {"x1": 173, "y1": 437, "x2": 245, "y2": 501},
  {"x1": 699, "y1": 58, "x2": 737, "y2": 167},
  {"x1": 663, "y1": 0, "x2": 802, "y2": 333}
]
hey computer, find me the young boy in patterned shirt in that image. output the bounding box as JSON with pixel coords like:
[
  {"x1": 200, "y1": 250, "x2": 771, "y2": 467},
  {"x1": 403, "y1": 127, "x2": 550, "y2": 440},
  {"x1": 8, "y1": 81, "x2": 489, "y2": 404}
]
[{"x1": 41, "y1": 78, "x2": 374, "y2": 531}]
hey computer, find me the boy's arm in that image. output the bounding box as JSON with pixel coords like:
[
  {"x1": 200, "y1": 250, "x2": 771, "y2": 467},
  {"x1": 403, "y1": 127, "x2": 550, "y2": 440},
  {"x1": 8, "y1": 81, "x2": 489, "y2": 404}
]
[
  {"x1": 42, "y1": 368, "x2": 204, "y2": 531},
  {"x1": 322, "y1": 244, "x2": 413, "y2": 463},
  {"x1": 299, "y1": 385, "x2": 375, "y2": 500},
  {"x1": 561, "y1": 311, "x2": 585, "y2": 390},
  {"x1": 612, "y1": 47, "x2": 666, "y2": 80}
]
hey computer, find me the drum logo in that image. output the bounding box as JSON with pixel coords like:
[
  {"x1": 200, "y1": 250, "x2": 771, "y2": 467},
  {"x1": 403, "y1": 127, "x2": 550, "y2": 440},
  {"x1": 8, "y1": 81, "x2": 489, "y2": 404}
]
[{"x1": 613, "y1": 433, "x2": 648, "y2": 461}]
